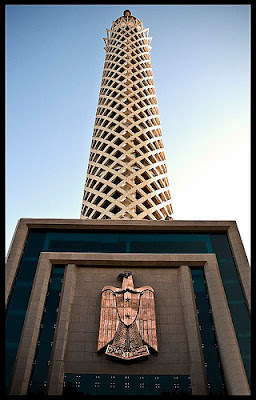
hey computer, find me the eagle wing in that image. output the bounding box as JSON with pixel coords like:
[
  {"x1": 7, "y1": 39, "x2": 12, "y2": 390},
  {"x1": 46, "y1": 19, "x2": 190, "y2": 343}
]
[
  {"x1": 97, "y1": 288, "x2": 119, "y2": 351},
  {"x1": 136, "y1": 288, "x2": 158, "y2": 352}
]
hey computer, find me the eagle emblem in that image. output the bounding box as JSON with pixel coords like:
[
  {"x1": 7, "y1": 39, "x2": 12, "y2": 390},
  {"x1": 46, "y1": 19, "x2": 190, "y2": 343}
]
[{"x1": 97, "y1": 272, "x2": 158, "y2": 360}]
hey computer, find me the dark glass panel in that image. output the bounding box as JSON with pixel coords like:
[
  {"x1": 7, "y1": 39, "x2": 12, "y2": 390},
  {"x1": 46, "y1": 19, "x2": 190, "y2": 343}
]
[
  {"x1": 156, "y1": 233, "x2": 210, "y2": 253},
  {"x1": 193, "y1": 278, "x2": 207, "y2": 293},
  {"x1": 210, "y1": 385, "x2": 226, "y2": 395},
  {"x1": 5, "y1": 345, "x2": 19, "y2": 389},
  {"x1": 197, "y1": 310, "x2": 212, "y2": 324},
  {"x1": 34, "y1": 343, "x2": 52, "y2": 361},
  {"x1": 196, "y1": 297, "x2": 210, "y2": 312},
  {"x1": 191, "y1": 268, "x2": 226, "y2": 395},
  {"x1": 237, "y1": 335, "x2": 250, "y2": 353},
  {"x1": 130, "y1": 241, "x2": 157, "y2": 253},
  {"x1": 217, "y1": 260, "x2": 239, "y2": 281},
  {"x1": 203, "y1": 350, "x2": 219, "y2": 366},
  {"x1": 48, "y1": 240, "x2": 80, "y2": 252},
  {"x1": 100, "y1": 232, "x2": 119, "y2": 243},
  {"x1": 210, "y1": 234, "x2": 232, "y2": 259},
  {"x1": 45, "y1": 232, "x2": 101, "y2": 252},
  {"x1": 122, "y1": 232, "x2": 156, "y2": 253},
  {"x1": 41, "y1": 305, "x2": 57, "y2": 323},
  {"x1": 14, "y1": 281, "x2": 32, "y2": 287},
  {"x1": 39, "y1": 324, "x2": 55, "y2": 344},
  {"x1": 14, "y1": 260, "x2": 38, "y2": 282},
  {"x1": 49, "y1": 278, "x2": 63, "y2": 291},
  {"x1": 45, "y1": 290, "x2": 60, "y2": 305},
  {"x1": 7, "y1": 287, "x2": 31, "y2": 310},
  {"x1": 29, "y1": 266, "x2": 64, "y2": 394},
  {"x1": 229, "y1": 303, "x2": 250, "y2": 332},
  {"x1": 200, "y1": 330, "x2": 216, "y2": 345},
  {"x1": 31, "y1": 360, "x2": 50, "y2": 382},
  {"x1": 191, "y1": 269, "x2": 203, "y2": 274},
  {"x1": 100, "y1": 242, "x2": 121, "y2": 252},
  {"x1": 224, "y1": 282, "x2": 247, "y2": 302},
  {"x1": 28, "y1": 382, "x2": 45, "y2": 394},
  {"x1": 22, "y1": 232, "x2": 46, "y2": 258}
]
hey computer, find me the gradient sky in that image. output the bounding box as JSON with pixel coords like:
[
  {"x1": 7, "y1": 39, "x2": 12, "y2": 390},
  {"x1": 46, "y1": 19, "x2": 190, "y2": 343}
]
[{"x1": 6, "y1": 5, "x2": 250, "y2": 261}]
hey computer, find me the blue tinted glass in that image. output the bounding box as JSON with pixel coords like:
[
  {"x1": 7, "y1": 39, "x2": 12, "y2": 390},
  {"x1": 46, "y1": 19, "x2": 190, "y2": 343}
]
[
  {"x1": 5, "y1": 346, "x2": 18, "y2": 388},
  {"x1": 5, "y1": 232, "x2": 46, "y2": 391},
  {"x1": 122, "y1": 232, "x2": 156, "y2": 253},
  {"x1": 22, "y1": 232, "x2": 46, "y2": 258},
  {"x1": 210, "y1": 234, "x2": 231, "y2": 259},
  {"x1": 191, "y1": 269, "x2": 226, "y2": 395},
  {"x1": 14, "y1": 260, "x2": 38, "y2": 282},
  {"x1": 6, "y1": 314, "x2": 25, "y2": 342},
  {"x1": 28, "y1": 266, "x2": 64, "y2": 395},
  {"x1": 217, "y1": 260, "x2": 239, "y2": 281},
  {"x1": 7, "y1": 287, "x2": 31, "y2": 310},
  {"x1": 238, "y1": 336, "x2": 250, "y2": 356},
  {"x1": 200, "y1": 330, "x2": 216, "y2": 345},
  {"x1": 193, "y1": 277, "x2": 207, "y2": 293},
  {"x1": 229, "y1": 303, "x2": 250, "y2": 332}
]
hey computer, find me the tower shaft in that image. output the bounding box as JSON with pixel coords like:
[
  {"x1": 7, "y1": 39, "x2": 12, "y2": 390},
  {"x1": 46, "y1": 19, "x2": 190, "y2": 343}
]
[{"x1": 81, "y1": 10, "x2": 173, "y2": 220}]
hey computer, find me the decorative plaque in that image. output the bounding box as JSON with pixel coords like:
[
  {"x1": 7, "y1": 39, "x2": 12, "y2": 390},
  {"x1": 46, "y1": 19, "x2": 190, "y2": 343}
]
[{"x1": 97, "y1": 272, "x2": 158, "y2": 360}]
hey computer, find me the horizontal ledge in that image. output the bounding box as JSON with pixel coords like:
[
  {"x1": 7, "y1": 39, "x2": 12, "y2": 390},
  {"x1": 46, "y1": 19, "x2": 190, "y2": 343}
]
[
  {"x1": 41, "y1": 252, "x2": 217, "y2": 267},
  {"x1": 20, "y1": 218, "x2": 235, "y2": 232}
]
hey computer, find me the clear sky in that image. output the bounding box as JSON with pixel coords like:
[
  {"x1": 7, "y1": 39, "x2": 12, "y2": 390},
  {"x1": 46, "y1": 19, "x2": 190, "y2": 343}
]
[{"x1": 6, "y1": 4, "x2": 250, "y2": 262}]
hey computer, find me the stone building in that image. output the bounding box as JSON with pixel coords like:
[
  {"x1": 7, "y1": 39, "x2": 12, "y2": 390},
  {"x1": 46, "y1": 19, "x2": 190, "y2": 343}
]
[{"x1": 6, "y1": 10, "x2": 250, "y2": 396}]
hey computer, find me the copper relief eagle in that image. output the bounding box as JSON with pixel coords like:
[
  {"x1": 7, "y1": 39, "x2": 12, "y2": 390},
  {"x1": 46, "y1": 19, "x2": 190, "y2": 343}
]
[{"x1": 97, "y1": 272, "x2": 158, "y2": 360}]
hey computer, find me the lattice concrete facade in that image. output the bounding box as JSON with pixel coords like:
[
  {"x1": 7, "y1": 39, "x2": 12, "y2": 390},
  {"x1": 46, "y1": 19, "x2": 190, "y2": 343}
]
[{"x1": 81, "y1": 10, "x2": 173, "y2": 221}]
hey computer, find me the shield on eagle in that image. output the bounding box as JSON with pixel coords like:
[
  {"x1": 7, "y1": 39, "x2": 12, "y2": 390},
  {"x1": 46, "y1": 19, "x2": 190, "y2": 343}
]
[{"x1": 97, "y1": 272, "x2": 158, "y2": 360}]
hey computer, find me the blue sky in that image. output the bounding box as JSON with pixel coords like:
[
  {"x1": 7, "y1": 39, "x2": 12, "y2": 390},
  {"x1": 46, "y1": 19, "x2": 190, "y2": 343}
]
[{"x1": 6, "y1": 5, "x2": 250, "y2": 261}]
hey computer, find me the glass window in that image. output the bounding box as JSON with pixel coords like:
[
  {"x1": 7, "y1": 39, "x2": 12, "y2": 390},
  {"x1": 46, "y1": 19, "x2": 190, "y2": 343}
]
[
  {"x1": 5, "y1": 345, "x2": 18, "y2": 388},
  {"x1": 39, "y1": 324, "x2": 55, "y2": 344},
  {"x1": 218, "y1": 260, "x2": 239, "y2": 282},
  {"x1": 6, "y1": 314, "x2": 25, "y2": 342},
  {"x1": 237, "y1": 336, "x2": 250, "y2": 356},
  {"x1": 229, "y1": 303, "x2": 250, "y2": 332},
  {"x1": 7, "y1": 287, "x2": 31, "y2": 311},
  {"x1": 191, "y1": 268, "x2": 226, "y2": 395},
  {"x1": 224, "y1": 282, "x2": 246, "y2": 302},
  {"x1": 192, "y1": 277, "x2": 207, "y2": 293},
  {"x1": 28, "y1": 266, "x2": 65, "y2": 395},
  {"x1": 210, "y1": 234, "x2": 231, "y2": 259},
  {"x1": 14, "y1": 260, "x2": 38, "y2": 282},
  {"x1": 23, "y1": 232, "x2": 46, "y2": 258}
]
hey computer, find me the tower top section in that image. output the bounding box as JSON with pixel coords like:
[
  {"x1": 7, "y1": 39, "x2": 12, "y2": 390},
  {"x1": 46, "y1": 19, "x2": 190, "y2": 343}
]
[
  {"x1": 110, "y1": 9, "x2": 144, "y2": 32},
  {"x1": 123, "y1": 10, "x2": 131, "y2": 17}
]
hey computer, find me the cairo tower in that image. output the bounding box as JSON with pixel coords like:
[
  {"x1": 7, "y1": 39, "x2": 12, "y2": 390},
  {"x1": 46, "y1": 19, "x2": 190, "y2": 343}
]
[
  {"x1": 6, "y1": 10, "x2": 250, "y2": 396},
  {"x1": 80, "y1": 10, "x2": 173, "y2": 221}
]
